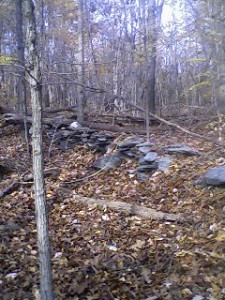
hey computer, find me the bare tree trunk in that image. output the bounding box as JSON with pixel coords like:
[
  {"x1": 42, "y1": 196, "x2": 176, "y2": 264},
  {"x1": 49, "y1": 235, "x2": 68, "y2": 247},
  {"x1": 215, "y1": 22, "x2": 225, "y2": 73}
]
[
  {"x1": 15, "y1": 0, "x2": 29, "y2": 148},
  {"x1": 15, "y1": 0, "x2": 26, "y2": 114},
  {"x1": 24, "y1": 0, "x2": 54, "y2": 299},
  {"x1": 77, "y1": 0, "x2": 85, "y2": 123},
  {"x1": 146, "y1": 0, "x2": 164, "y2": 114}
]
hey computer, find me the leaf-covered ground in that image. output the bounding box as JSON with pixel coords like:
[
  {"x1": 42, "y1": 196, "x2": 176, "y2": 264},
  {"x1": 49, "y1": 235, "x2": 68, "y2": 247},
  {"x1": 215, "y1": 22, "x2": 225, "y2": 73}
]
[{"x1": 0, "y1": 122, "x2": 225, "y2": 300}]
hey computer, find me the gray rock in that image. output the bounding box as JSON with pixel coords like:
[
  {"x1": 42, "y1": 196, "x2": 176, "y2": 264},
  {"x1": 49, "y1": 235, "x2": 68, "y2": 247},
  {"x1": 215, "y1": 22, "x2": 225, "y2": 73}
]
[
  {"x1": 137, "y1": 142, "x2": 155, "y2": 147},
  {"x1": 156, "y1": 156, "x2": 173, "y2": 171},
  {"x1": 88, "y1": 133, "x2": 115, "y2": 153},
  {"x1": 136, "y1": 162, "x2": 158, "y2": 172},
  {"x1": 92, "y1": 152, "x2": 123, "y2": 171},
  {"x1": 118, "y1": 147, "x2": 134, "y2": 152},
  {"x1": 117, "y1": 137, "x2": 144, "y2": 149},
  {"x1": 136, "y1": 172, "x2": 151, "y2": 182},
  {"x1": 122, "y1": 150, "x2": 137, "y2": 158},
  {"x1": 161, "y1": 144, "x2": 201, "y2": 156},
  {"x1": 195, "y1": 166, "x2": 225, "y2": 187},
  {"x1": 138, "y1": 157, "x2": 147, "y2": 165},
  {"x1": 58, "y1": 137, "x2": 83, "y2": 149},
  {"x1": 59, "y1": 130, "x2": 72, "y2": 137},
  {"x1": 138, "y1": 146, "x2": 152, "y2": 155},
  {"x1": 143, "y1": 152, "x2": 158, "y2": 162}
]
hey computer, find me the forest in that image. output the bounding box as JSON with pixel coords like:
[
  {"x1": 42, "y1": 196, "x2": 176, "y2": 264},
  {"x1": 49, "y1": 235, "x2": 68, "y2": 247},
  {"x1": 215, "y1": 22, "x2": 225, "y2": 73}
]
[{"x1": 0, "y1": 0, "x2": 225, "y2": 299}]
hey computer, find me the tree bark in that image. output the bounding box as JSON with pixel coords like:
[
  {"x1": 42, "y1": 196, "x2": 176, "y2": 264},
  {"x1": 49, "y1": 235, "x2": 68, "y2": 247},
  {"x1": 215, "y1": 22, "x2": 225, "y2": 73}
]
[
  {"x1": 146, "y1": 0, "x2": 164, "y2": 114},
  {"x1": 77, "y1": 0, "x2": 85, "y2": 123},
  {"x1": 15, "y1": 0, "x2": 26, "y2": 115},
  {"x1": 24, "y1": 0, "x2": 54, "y2": 299},
  {"x1": 15, "y1": 0, "x2": 29, "y2": 147}
]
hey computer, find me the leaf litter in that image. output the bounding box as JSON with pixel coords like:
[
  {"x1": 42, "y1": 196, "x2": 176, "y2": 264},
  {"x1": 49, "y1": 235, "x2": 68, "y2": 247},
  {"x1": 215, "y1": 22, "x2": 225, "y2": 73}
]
[{"x1": 0, "y1": 123, "x2": 225, "y2": 299}]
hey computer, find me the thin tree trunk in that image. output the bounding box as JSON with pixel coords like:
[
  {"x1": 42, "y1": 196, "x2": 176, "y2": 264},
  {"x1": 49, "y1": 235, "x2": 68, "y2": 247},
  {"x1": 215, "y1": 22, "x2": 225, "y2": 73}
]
[
  {"x1": 15, "y1": 0, "x2": 29, "y2": 149},
  {"x1": 77, "y1": 0, "x2": 85, "y2": 123},
  {"x1": 24, "y1": 1, "x2": 54, "y2": 299},
  {"x1": 146, "y1": 0, "x2": 164, "y2": 114},
  {"x1": 15, "y1": 0, "x2": 26, "y2": 115}
]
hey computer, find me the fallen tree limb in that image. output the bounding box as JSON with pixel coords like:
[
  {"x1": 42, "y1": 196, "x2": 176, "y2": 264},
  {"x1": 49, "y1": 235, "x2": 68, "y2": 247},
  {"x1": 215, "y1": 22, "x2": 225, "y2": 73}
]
[
  {"x1": 122, "y1": 101, "x2": 204, "y2": 138},
  {"x1": 1, "y1": 113, "x2": 70, "y2": 128},
  {"x1": 0, "y1": 181, "x2": 19, "y2": 199},
  {"x1": 2, "y1": 102, "x2": 223, "y2": 145},
  {"x1": 0, "y1": 168, "x2": 60, "y2": 199},
  {"x1": 108, "y1": 95, "x2": 224, "y2": 146},
  {"x1": 74, "y1": 195, "x2": 191, "y2": 223},
  {"x1": 82, "y1": 121, "x2": 146, "y2": 134},
  {"x1": 1, "y1": 113, "x2": 147, "y2": 134},
  {"x1": 22, "y1": 167, "x2": 60, "y2": 182},
  {"x1": 0, "y1": 224, "x2": 21, "y2": 235}
]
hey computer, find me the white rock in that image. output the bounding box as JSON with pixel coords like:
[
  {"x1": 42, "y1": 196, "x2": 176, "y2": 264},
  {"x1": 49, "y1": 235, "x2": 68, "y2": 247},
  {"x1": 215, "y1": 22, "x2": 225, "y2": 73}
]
[{"x1": 69, "y1": 121, "x2": 81, "y2": 130}]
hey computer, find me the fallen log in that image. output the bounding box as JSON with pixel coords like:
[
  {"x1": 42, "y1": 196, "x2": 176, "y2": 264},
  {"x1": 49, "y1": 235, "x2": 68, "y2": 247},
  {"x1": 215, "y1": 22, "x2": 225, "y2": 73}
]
[
  {"x1": 1, "y1": 113, "x2": 70, "y2": 128},
  {"x1": 120, "y1": 100, "x2": 225, "y2": 146},
  {"x1": 0, "y1": 168, "x2": 60, "y2": 199},
  {"x1": 74, "y1": 194, "x2": 191, "y2": 223},
  {"x1": 0, "y1": 181, "x2": 19, "y2": 199},
  {"x1": 1, "y1": 113, "x2": 147, "y2": 134},
  {"x1": 82, "y1": 121, "x2": 146, "y2": 134},
  {"x1": 0, "y1": 224, "x2": 21, "y2": 235}
]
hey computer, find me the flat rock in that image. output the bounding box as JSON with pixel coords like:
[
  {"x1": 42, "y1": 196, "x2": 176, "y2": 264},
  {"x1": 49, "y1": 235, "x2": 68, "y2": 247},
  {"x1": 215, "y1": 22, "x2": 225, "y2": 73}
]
[
  {"x1": 139, "y1": 151, "x2": 158, "y2": 164},
  {"x1": 138, "y1": 146, "x2": 152, "y2": 155},
  {"x1": 117, "y1": 137, "x2": 144, "y2": 149},
  {"x1": 118, "y1": 147, "x2": 134, "y2": 152},
  {"x1": 195, "y1": 166, "x2": 225, "y2": 187},
  {"x1": 137, "y1": 142, "x2": 155, "y2": 147},
  {"x1": 92, "y1": 152, "x2": 123, "y2": 171},
  {"x1": 161, "y1": 144, "x2": 201, "y2": 156},
  {"x1": 136, "y1": 162, "x2": 158, "y2": 172},
  {"x1": 122, "y1": 150, "x2": 137, "y2": 158},
  {"x1": 136, "y1": 172, "x2": 151, "y2": 182},
  {"x1": 156, "y1": 156, "x2": 173, "y2": 171},
  {"x1": 60, "y1": 130, "x2": 73, "y2": 137}
]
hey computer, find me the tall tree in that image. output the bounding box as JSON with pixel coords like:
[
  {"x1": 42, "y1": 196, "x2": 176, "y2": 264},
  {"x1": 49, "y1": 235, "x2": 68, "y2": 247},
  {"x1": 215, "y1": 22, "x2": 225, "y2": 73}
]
[
  {"x1": 23, "y1": 0, "x2": 54, "y2": 299},
  {"x1": 15, "y1": 0, "x2": 26, "y2": 115},
  {"x1": 77, "y1": 0, "x2": 85, "y2": 123},
  {"x1": 15, "y1": 0, "x2": 30, "y2": 149},
  {"x1": 144, "y1": 0, "x2": 165, "y2": 115}
]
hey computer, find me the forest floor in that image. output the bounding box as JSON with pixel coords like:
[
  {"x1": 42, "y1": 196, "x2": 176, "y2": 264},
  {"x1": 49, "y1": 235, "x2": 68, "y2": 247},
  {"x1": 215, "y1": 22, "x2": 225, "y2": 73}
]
[{"x1": 0, "y1": 119, "x2": 225, "y2": 300}]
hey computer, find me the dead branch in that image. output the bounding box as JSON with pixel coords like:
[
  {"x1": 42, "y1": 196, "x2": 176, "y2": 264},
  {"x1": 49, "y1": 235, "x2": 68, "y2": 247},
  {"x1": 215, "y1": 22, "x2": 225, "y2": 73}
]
[
  {"x1": 0, "y1": 224, "x2": 21, "y2": 235},
  {"x1": 0, "y1": 181, "x2": 20, "y2": 199},
  {"x1": 22, "y1": 167, "x2": 60, "y2": 182},
  {"x1": 1, "y1": 113, "x2": 147, "y2": 134},
  {"x1": 74, "y1": 195, "x2": 191, "y2": 223},
  {"x1": 81, "y1": 121, "x2": 146, "y2": 134},
  {"x1": 0, "y1": 168, "x2": 60, "y2": 199},
  {"x1": 122, "y1": 101, "x2": 225, "y2": 146}
]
